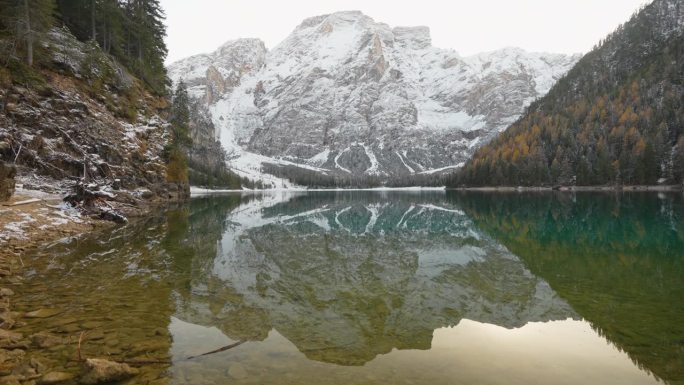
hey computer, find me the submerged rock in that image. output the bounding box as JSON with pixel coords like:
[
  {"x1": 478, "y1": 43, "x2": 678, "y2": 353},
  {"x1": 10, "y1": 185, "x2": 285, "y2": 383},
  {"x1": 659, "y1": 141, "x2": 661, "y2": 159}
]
[
  {"x1": 30, "y1": 333, "x2": 63, "y2": 349},
  {"x1": 0, "y1": 349, "x2": 25, "y2": 373},
  {"x1": 0, "y1": 312, "x2": 16, "y2": 329},
  {"x1": 0, "y1": 374, "x2": 21, "y2": 385},
  {"x1": 227, "y1": 363, "x2": 248, "y2": 380},
  {"x1": 79, "y1": 358, "x2": 138, "y2": 385},
  {"x1": 0, "y1": 330, "x2": 22, "y2": 344},
  {"x1": 0, "y1": 349, "x2": 24, "y2": 362},
  {"x1": 23, "y1": 309, "x2": 62, "y2": 319},
  {"x1": 38, "y1": 371, "x2": 75, "y2": 384}
]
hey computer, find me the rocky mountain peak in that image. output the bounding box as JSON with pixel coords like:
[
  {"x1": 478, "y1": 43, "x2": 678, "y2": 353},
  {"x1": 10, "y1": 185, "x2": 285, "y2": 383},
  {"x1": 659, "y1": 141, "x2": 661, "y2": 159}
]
[
  {"x1": 168, "y1": 11, "x2": 580, "y2": 185},
  {"x1": 297, "y1": 10, "x2": 371, "y2": 30},
  {"x1": 392, "y1": 26, "x2": 432, "y2": 50},
  {"x1": 166, "y1": 38, "x2": 267, "y2": 101}
]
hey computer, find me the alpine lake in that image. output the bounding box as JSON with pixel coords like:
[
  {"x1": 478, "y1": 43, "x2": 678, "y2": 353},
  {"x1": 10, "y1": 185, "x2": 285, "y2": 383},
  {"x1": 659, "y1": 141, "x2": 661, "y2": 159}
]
[{"x1": 12, "y1": 191, "x2": 684, "y2": 385}]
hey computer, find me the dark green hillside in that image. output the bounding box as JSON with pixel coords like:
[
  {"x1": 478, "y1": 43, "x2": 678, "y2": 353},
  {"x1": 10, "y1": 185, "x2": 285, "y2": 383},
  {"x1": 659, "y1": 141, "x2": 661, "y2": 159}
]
[{"x1": 455, "y1": 0, "x2": 684, "y2": 187}]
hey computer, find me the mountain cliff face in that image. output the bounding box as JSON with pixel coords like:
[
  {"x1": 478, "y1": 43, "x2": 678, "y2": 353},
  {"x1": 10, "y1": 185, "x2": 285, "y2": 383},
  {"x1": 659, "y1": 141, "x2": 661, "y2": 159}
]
[{"x1": 168, "y1": 11, "x2": 579, "y2": 184}]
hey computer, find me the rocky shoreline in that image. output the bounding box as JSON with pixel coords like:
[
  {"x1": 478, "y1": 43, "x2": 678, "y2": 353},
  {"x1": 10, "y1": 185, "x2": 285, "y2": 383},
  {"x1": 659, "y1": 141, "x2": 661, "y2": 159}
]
[{"x1": 0, "y1": 185, "x2": 183, "y2": 385}]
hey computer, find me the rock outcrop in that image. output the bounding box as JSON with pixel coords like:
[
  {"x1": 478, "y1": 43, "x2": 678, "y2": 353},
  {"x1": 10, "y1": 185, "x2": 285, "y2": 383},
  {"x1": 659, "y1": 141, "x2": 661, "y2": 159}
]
[
  {"x1": 185, "y1": 102, "x2": 230, "y2": 183},
  {"x1": 79, "y1": 359, "x2": 138, "y2": 385},
  {"x1": 0, "y1": 161, "x2": 15, "y2": 202}
]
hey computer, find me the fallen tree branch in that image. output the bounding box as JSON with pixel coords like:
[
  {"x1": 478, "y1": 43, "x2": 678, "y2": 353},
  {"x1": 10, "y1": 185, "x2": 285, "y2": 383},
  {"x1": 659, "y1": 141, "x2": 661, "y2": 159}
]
[
  {"x1": 13, "y1": 144, "x2": 22, "y2": 164},
  {"x1": 3, "y1": 198, "x2": 41, "y2": 206},
  {"x1": 52, "y1": 124, "x2": 86, "y2": 157},
  {"x1": 186, "y1": 340, "x2": 246, "y2": 360},
  {"x1": 77, "y1": 331, "x2": 87, "y2": 362}
]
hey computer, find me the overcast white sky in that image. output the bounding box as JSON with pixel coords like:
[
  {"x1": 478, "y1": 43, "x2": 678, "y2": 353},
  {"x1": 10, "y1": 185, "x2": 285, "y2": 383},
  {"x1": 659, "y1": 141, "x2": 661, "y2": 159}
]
[{"x1": 160, "y1": 0, "x2": 649, "y2": 64}]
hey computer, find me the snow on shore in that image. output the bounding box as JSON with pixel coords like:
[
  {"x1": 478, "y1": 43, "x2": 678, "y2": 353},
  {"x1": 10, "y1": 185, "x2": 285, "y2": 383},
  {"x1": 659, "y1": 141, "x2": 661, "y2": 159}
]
[{"x1": 191, "y1": 185, "x2": 446, "y2": 197}]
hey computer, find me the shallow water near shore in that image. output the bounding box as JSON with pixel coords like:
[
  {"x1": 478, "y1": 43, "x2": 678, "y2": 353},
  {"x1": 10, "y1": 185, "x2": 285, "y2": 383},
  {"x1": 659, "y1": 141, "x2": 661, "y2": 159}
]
[{"x1": 12, "y1": 191, "x2": 684, "y2": 384}]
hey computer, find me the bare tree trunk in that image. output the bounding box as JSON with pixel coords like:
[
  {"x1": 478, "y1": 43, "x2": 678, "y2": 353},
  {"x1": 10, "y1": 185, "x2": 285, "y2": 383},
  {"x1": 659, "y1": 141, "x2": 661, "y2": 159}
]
[
  {"x1": 137, "y1": 0, "x2": 143, "y2": 62},
  {"x1": 103, "y1": 22, "x2": 108, "y2": 52},
  {"x1": 91, "y1": 0, "x2": 96, "y2": 41},
  {"x1": 125, "y1": 23, "x2": 130, "y2": 57},
  {"x1": 23, "y1": 0, "x2": 33, "y2": 66}
]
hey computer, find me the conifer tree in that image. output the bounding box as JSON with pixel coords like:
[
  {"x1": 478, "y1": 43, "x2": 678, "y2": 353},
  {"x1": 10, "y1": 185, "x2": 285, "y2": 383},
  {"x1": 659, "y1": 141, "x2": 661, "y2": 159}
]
[
  {"x1": 124, "y1": 0, "x2": 168, "y2": 94},
  {"x1": 675, "y1": 136, "x2": 684, "y2": 184},
  {"x1": 0, "y1": 0, "x2": 55, "y2": 66},
  {"x1": 170, "y1": 80, "x2": 192, "y2": 146},
  {"x1": 163, "y1": 80, "x2": 192, "y2": 184},
  {"x1": 55, "y1": 0, "x2": 169, "y2": 94}
]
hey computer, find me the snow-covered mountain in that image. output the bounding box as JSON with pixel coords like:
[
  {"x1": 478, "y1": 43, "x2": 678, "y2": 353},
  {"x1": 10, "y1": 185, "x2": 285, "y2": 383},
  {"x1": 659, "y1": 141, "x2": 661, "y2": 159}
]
[{"x1": 168, "y1": 11, "x2": 580, "y2": 183}]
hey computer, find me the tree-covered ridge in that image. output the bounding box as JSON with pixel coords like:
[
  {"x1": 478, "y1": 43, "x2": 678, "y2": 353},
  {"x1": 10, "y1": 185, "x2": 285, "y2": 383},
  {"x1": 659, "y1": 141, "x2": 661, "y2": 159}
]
[
  {"x1": 0, "y1": 0, "x2": 169, "y2": 94},
  {"x1": 455, "y1": 0, "x2": 684, "y2": 187}
]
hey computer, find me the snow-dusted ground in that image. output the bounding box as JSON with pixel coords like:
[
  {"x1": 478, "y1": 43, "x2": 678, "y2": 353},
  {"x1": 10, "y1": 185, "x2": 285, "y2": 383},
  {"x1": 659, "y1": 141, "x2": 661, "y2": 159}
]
[
  {"x1": 0, "y1": 189, "x2": 87, "y2": 245},
  {"x1": 223, "y1": 147, "x2": 459, "y2": 188},
  {"x1": 191, "y1": 185, "x2": 446, "y2": 197},
  {"x1": 190, "y1": 187, "x2": 245, "y2": 195},
  {"x1": 225, "y1": 150, "x2": 311, "y2": 189},
  {"x1": 12, "y1": 185, "x2": 62, "y2": 200}
]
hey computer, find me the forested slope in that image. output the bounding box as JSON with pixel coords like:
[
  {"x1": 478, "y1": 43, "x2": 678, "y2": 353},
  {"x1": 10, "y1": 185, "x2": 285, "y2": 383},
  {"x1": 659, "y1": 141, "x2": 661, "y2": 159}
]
[{"x1": 455, "y1": 0, "x2": 684, "y2": 187}]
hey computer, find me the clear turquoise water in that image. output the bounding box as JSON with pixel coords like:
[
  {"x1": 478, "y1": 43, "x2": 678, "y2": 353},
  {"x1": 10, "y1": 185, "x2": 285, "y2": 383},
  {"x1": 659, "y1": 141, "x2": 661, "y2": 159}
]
[{"x1": 14, "y1": 191, "x2": 684, "y2": 384}]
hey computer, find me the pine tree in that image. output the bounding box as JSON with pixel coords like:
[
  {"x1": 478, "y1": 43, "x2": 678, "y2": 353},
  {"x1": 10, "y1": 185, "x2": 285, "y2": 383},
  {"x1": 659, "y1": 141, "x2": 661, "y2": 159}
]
[
  {"x1": 55, "y1": 0, "x2": 168, "y2": 94},
  {"x1": 98, "y1": 0, "x2": 125, "y2": 55},
  {"x1": 164, "y1": 81, "x2": 192, "y2": 184},
  {"x1": 124, "y1": 0, "x2": 168, "y2": 94},
  {"x1": 170, "y1": 80, "x2": 192, "y2": 146},
  {"x1": 0, "y1": 0, "x2": 56, "y2": 66}
]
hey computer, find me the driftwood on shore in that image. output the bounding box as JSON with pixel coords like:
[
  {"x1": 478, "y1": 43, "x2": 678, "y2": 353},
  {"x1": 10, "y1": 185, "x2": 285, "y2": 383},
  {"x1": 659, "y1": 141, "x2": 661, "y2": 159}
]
[
  {"x1": 63, "y1": 182, "x2": 128, "y2": 224},
  {"x1": 2, "y1": 198, "x2": 41, "y2": 207}
]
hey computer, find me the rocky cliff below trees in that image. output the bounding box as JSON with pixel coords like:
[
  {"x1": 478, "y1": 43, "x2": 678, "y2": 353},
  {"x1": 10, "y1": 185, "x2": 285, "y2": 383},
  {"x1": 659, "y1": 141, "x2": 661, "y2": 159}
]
[
  {"x1": 0, "y1": 28, "x2": 189, "y2": 214},
  {"x1": 184, "y1": 100, "x2": 254, "y2": 189}
]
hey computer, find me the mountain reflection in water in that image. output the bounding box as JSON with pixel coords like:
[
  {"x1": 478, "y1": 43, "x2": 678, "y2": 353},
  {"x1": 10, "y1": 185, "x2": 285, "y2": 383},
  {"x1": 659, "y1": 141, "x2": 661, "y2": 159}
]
[{"x1": 174, "y1": 192, "x2": 576, "y2": 366}]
